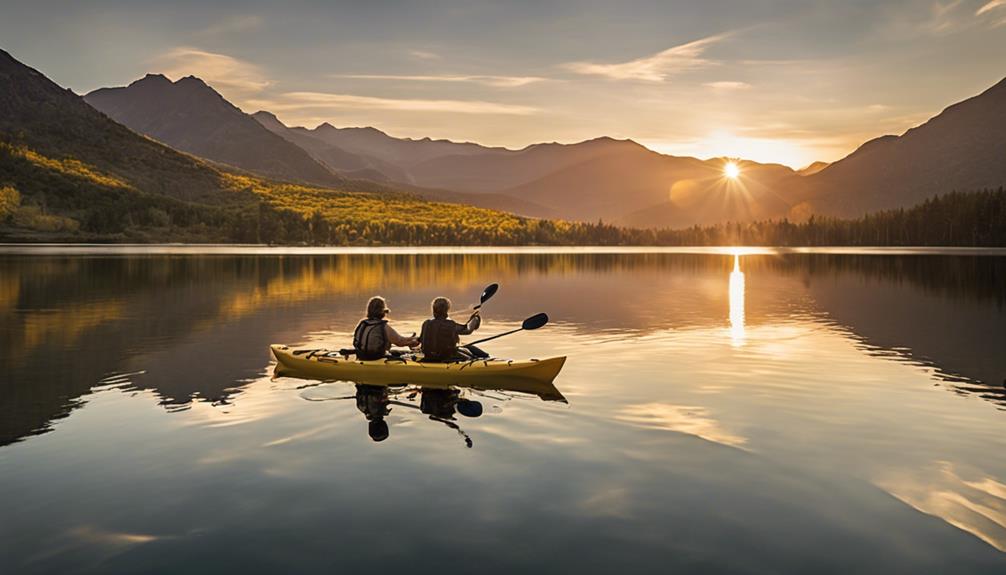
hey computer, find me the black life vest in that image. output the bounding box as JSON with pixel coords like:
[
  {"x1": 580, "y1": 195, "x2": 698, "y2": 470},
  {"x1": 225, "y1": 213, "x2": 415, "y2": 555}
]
[
  {"x1": 353, "y1": 319, "x2": 389, "y2": 360},
  {"x1": 420, "y1": 318, "x2": 462, "y2": 362}
]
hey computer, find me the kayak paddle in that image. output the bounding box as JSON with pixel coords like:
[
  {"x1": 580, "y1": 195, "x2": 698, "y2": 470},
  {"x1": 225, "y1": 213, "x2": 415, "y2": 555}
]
[
  {"x1": 464, "y1": 313, "x2": 549, "y2": 347},
  {"x1": 473, "y1": 283, "x2": 498, "y2": 311}
]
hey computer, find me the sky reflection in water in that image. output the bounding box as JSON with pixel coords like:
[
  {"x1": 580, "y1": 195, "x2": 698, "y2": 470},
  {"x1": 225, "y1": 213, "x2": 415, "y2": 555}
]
[{"x1": 1, "y1": 250, "x2": 1005, "y2": 574}]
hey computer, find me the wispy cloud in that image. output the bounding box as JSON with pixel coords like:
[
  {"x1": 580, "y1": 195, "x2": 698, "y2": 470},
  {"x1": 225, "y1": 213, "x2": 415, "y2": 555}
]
[
  {"x1": 924, "y1": 0, "x2": 967, "y2": 33},
  {"x1": 704, "y1": 81, "x2": 751, "y2": 90},
  {"x1": 920, "y1": 0, "x2": 1006, "y2": 33},
  {"x1": 615, "y1": 403, "x2": 747, "y2": 448},
  {"x1": 562, "y1": 34, "x2": 726, "y2": 82},
  {"x1": 977, "y1": 0, "x2": 1006, "y2": 15},
  {"x1": 333, "y1": 73, "x2": 547, "y2": 88},
  {"x1": 151, "y1": 47, "x2": 271, "y2": 96},
  {"x1": 408, "y1": 50, "x2": 441, "y2": 61},
  {"x1": 248, "y1": 92, "x2": 538, "y2": 115}
]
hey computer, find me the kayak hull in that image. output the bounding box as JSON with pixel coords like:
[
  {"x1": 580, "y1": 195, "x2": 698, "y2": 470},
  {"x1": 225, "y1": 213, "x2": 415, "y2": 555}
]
[{"x1": 270, "y1": 344, "x2": 567, "y2": 401}]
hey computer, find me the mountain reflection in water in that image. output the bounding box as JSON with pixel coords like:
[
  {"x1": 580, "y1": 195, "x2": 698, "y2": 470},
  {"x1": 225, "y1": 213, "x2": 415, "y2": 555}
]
[
  {"x1": 2, "y1": 249, "x2": 1006, "y2": 573},
  {"x1": 3, "y1": 251, "x2": 1002, "y2": 447}
]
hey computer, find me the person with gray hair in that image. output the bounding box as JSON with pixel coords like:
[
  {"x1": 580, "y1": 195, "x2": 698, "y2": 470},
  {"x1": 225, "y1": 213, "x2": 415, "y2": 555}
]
[
  {"x1": 419, "y1": 296, "x2": 482, "y2": 362},
  {"x1": 352, "y1": 296, "x2": 419, "y2": 360}
]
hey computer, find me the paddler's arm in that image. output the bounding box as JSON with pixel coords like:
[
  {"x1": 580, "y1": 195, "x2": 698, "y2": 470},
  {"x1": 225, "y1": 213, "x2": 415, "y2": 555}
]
[
  {"x1": 386, "y1": 324, "x2": 419, "y2": 347},
  {"x1": 456, "y1": 311, "x2": 481, "y2": 335}
]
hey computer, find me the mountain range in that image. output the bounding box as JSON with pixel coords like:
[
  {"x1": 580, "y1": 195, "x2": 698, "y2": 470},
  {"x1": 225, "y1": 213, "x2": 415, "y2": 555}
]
[
  {"x1": 0, "y1": 47, "x2": 547, "y2": 244},
  {"x1": 88, "y1": 69, "x2": 1006, "y2": 227},
  {"x1": 251, "y1": 113, "x2": 813, "y2": 225},
  {"x1": 85, "y1": 73, "x2": 813, "y2": 224},
  {"x1": 6, "y1": 43, "x2": 1006, "y2": 235}
]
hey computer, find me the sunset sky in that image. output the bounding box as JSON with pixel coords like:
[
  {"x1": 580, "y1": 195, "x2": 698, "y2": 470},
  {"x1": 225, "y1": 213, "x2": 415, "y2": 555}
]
[{"x1": 3, "y1": 0, "x2": 1005, "y2": 168}]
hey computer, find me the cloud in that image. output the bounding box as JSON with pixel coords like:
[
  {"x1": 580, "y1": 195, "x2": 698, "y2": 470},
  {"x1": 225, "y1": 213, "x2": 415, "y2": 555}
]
[
  {"x1": 704, "y1": 81, "x2": 751, "y2": 90},
  {"x1": 976, "y1": 0, "x2": 1006, "y2": 15},
  {"x1": 333, "y1": 74, "x2": 547, "y2": 88},
  {"x1": 921, "y1": 0, "x2": 1006, "y2": 33},
  {"x1": 615, "y1": 403, "x2": 747, "y2": 448},
  {"x1": 562, "y1": 34, "x2": 726, "y2": 82},
  {"x1": 248, "y1": 92, "x2": 538, "y2": 115},
  {"x1": 151, "y1": 47, "x2": 271, "y2": 96},
  {"x1": 876, "y1": 461, "x2": 1006, "y2": 552},
  {"x1": 408, "y1": 50, "x2": 441, "y2": 61}
]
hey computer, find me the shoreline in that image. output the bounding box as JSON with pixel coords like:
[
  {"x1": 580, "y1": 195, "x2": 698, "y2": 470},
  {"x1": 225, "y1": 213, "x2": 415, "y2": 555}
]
[{"x1": 2, "y1": 244, "x2": 1006, "y2": 256}]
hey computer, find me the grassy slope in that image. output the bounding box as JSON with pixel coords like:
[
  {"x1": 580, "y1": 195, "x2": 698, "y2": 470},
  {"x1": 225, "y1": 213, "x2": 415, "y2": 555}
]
[{"x1": 0, "y1": 139, "x2": 544, "y2": 243}]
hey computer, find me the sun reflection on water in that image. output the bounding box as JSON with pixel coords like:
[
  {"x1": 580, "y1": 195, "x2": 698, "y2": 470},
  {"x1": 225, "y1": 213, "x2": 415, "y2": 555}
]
[{"x1": 729, "y1": 254, "x2": 745, "y2": 347}]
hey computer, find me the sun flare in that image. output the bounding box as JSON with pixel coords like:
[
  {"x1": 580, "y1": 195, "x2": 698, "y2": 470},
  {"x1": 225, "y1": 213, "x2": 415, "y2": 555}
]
[{"x1": 724, "y1": 161, "x2": 741, "y2": 179}]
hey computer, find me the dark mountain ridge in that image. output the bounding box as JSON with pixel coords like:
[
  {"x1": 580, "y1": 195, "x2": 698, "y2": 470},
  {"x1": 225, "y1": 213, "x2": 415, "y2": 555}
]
[
  {"x1": 85, "y1": 75, "x2": 343, "y2": 187},
  {"x1": 805, "y1": 77, "x2": 1006, "y2": 216},
  {"x1": 0, "y1": 49, "x2": 239, "y2": 207}
]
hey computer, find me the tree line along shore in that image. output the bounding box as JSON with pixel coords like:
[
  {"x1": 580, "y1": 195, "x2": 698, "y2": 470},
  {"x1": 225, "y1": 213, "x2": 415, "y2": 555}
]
[{"x1": 2, "y1": 178, "x2": 1003, "y2": 246}]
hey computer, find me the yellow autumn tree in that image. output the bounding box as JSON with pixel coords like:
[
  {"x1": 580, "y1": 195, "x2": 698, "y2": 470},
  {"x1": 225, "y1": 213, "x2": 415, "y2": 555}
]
[{"x1": 0, "y1": 185, "x2": 21, "y2": 220}]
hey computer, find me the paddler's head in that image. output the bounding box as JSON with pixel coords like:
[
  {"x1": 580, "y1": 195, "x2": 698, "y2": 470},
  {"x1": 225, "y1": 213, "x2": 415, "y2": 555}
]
[
  {"x1": 367, "y1": 296, "x2": 389, "y2": 320},
  {"x1": 432, "y1": 297, "x2": 451, "y2": 319},
  {"x1": 368, "y1": 419, "x2": 389, "y2": 442},
  {"x1": 457, "y1": 399, "x2": 483, "y2": 418}
]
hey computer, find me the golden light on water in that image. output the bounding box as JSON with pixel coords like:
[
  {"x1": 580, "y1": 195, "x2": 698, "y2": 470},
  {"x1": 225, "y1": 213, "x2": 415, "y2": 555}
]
[
  {"x1": 724, "y1": 161, "x2": 741, "y2": 179},
  {"x1": 729, "y1": 254, "x2": 745, "y2": 347}
]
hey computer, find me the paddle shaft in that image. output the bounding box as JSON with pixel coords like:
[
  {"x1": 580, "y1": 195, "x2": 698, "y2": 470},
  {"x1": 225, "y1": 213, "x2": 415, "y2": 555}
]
[{"x1": 465, "y1": 326, "x2": 523, "y2": 347}]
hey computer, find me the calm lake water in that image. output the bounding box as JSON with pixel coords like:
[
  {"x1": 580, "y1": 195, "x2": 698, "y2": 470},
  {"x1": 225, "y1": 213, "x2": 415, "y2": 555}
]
[{"x1": 2, "y1": 247, "x2": 1005, "y2": 574}]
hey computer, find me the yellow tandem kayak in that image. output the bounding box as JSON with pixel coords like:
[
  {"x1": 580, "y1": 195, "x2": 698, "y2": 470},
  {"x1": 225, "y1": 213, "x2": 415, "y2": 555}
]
[{"x1": 270, "y1": 344, "x2": 567, "y2": 401}]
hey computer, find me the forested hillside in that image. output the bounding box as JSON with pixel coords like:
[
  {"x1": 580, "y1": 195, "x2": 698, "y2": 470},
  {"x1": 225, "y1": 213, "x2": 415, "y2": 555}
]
[{"x1": 646, "y1": 189, "x2": 1006, "y2": 247}]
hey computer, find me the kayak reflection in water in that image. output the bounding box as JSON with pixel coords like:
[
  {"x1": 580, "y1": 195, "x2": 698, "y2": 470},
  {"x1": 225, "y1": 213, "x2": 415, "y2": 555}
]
[
  {"x1": 352, "y1": 385, "x2": 483, "y2": 447},
  {"x1": 354, "y1": 384, "x2": 391, "y2": 442},
  {"x1": 416, "y1": 388, "x2": 483, "y2": 448}
]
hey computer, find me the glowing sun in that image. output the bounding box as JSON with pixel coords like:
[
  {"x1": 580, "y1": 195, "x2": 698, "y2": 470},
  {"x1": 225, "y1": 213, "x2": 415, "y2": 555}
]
[{"x1": 724, "y1": 161, "x2": 741, "y2": 179}]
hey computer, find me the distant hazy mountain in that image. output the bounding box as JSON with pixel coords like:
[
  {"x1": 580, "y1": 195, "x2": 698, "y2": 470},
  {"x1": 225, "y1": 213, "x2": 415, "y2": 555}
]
[
  {"x1": 263, "y1": 110, "x2": 808, "y2": 224},
  {"x1": 579, "y1": 155, "x2": 805, "y2": 228},
  {"x1": 406, "y1": 137, "x2": 642, "y2": 193},
  {"x1": 252, "y1": 111, "x2": 555, "y2": 216},
  {"x1": 434, "y1": 140, "x2": 802, "y2": 225},
  {"x1": 805, "y1": 78, "x2": 1006, "y2": 216},
  {"x1": 252, "y1": 111, "x2": 411, "y2": 182},
  {"x1": 294, "y1": 121, "x2": 505, "y2": 168},
  {"x1": 253, "y1": 112, "x2": 659, "y2": 195},
  {"x1": 798, "y1": 161, "x2": 830, "y2": 176},
  {"x1": 85, "y1": 75, "x2": 342, "y2": 187}
]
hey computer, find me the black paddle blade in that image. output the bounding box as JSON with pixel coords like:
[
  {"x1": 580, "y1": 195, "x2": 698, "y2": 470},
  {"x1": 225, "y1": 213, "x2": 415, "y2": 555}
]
[
  {"x1": 521, "y1": 312, "x2": 549, "y2": 331},
  {"x1": 480, "y1": 283, "x2": 499, "y2": 304}
]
